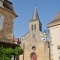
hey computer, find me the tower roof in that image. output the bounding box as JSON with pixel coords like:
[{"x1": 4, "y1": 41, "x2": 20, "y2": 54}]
[
  {"x1": 30, "y1": 7, "x2": 40, "y2": 22},
  {"x1": 48, "y1": 12, "x2": 60, "y2": 28},
  {"x1": 49, "y1": 12, "x2": 60, "y2": 24},
  {"x1": 32, "y1": 7, "x2": 39, "y2": 20}
]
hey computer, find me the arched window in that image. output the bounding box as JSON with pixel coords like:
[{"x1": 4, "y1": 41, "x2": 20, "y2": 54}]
[
  {"x1": 32, "y1": 46, "x2": 36, "y2": 50},
  {"x1": 34, "y1": 24, "x2": 36, "y2": 30},
  {"x1": 32, "y1": 25, "x2": 33, "y2": 30},
  {"x1": 0, "y1": 15, "x2": 4, "y2": 30},
  {"x1": 30, "y1": 52, "x2": 37, "y2": 60}
]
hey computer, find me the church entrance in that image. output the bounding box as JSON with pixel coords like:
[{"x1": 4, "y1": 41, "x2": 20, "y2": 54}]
[{"x1": 30, "y1": 52, "x2": 37, "y2": 60}]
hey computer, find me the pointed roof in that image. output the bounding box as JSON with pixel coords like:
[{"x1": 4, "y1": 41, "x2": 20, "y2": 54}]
[
  {"x1": 30, "y1": 7, "x2": 40, "y2": 22},
  {"x1": 49, "y1": 12, "x2": 60, "y2": 24},
  {"x1": 32, "y1": 7, "x2": 39, "y2": 20}
]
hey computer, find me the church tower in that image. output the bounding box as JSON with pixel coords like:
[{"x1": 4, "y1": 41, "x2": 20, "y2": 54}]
[
  {"x1": 20, "y1": 7, "x2": 49, "y2": 60},
  {"x1": 0, "y1": 0, "x2": 17, "y2": 39},
  {"x1": 29, "y1": 7, "x2": 42, "y2": 31},
  {"x1": 28, "y1": 7, "x2": 43, "y2": 42}
]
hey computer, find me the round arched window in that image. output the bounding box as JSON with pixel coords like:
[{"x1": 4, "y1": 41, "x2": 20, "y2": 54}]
[{"x1": 32, "y1": 46, "x2": 36, "y2": 50}]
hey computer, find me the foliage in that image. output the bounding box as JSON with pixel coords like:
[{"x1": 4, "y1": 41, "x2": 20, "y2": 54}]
[
  {"x1": 0, "y1": 54, "x2": 11, "y2": 60},
  {"x1": 13, "y1": 47, "x2": 23, "y2": 55},
  {"x1": 0, "y1": 46, "x2": 23, "y2": 60}
]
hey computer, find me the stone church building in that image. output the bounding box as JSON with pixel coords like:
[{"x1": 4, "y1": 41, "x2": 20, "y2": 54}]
[{"x1": 19, "y1": 7, "x2": 49, "y2": 60}]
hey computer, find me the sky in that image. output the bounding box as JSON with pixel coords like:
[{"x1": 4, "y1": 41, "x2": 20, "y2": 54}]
[{"x1": 9, "y1": 0, "x2": 60, "y2": 38}]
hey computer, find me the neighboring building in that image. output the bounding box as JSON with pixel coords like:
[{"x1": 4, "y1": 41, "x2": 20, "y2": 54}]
[
  {"x1": 19, "y1": 7, "x2": 49, "y2": 60},
  {"x1": 48, "y1": 13, "x2": 60, "y2": 60},
  {"x1": 0, "y1": 0, "x2": 20, "y2": 60},
  {"x1": 0, "y1": 0, "x2": 19, "y2": 45},
  {"x1": 0, "y1": 0, "x2": 17, "y2": 39}
]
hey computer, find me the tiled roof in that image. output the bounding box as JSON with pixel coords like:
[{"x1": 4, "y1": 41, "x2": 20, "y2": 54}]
[
  {"x1": 0, "y1": 38, "x2": 21, "y2": 44},
  {"x1": 49, "y1": 19, "x2": 60, "y2": 24},
  {"x1": 49, "y1": 12, "x2": 60, "y2": 24},
  {"x1": 0, "y1": 38, "x2": 20, "y2": 46},
  {"x1": 0, "y1": 38, "x2": 13, "y2": 44}
]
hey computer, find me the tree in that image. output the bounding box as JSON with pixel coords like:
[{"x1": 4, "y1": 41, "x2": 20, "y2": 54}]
[{"x1": 0, "y1": 46, "x2": 23, "y2": 60}]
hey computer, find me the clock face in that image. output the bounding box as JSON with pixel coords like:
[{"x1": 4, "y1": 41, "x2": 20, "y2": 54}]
[{"x1": 0, "y1": 14, "x2": 4, "y2": 30}]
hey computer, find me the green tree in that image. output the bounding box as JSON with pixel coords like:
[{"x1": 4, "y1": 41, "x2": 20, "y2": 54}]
[{"x1": 0, "y1": 46, "x2": 23, "y2": 60}]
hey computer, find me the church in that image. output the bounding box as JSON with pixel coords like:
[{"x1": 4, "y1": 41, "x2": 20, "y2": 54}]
[
  {"x1": 19, "y1": 7, "x2": 49, "y2": 60},
  {"x1": 1, "y1": 0, "x2": 60, "y2": 60}
]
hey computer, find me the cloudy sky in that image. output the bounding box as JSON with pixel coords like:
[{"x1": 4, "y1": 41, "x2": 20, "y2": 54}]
[{"x1": 9, "y1": 0, "x2": 60, "y2": 38}]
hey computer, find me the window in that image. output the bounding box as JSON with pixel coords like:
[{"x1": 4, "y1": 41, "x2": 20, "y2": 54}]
[
  {"x1": 0, "y1": 1, "x2": 3, "y2": 7},
  {"x1": 0, "y1": 15, "x2": 4, "y2": 30},
  {"x1": 32, "y1": 46, "x2": 36, "y2": 50},
  {"x1": 32, "y1": 25, "x2": 33, "y2": 30},
  {"x1": 34, "y1": 24, "x2": 36, "y2": 30}
]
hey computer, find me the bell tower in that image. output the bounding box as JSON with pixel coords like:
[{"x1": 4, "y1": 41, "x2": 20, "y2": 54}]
[{"x1": 29, "y1": 7, "x2": 42, "y2": 32}]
